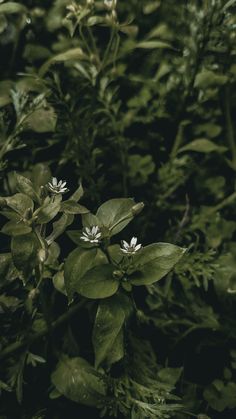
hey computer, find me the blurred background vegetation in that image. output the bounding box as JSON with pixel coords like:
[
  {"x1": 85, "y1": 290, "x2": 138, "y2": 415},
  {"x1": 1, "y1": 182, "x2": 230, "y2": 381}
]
[{"x1": 1, "y1": 0, "x2": 236, "y2": 418}]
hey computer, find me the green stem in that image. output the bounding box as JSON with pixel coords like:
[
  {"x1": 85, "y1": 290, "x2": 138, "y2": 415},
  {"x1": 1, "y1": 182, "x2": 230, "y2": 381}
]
[
  {"x1": 170, "y1": 121, "x2": 188, "y2": 160},
  {"x1": 0, "y1": 300, "x2": 86, "y2": 361},
  {"x1": 170, "y1": 4, "x2": 215, "y2": 158},
  {"x1": 224, "y1": 85, "x2": 236, "y2": 168},
  {"x1": 79, "y1": 25, "x2": 92, "y2": 56},
  {"x1": 209, "y1": 191, "x2": 236, "y2": 214},
  {"x1": 101, "y1": 27, "x2": 116, "y2": 70}
]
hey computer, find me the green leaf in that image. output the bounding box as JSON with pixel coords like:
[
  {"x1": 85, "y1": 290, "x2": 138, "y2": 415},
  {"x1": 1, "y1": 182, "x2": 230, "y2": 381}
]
[
  {"x1": 47, "y1": 213, "x2": 74, "y2": 245},
  {"x1": 60, "y1": 200, "x2": 89, "y2": 214},
  {"x1": 0, "y1": 2, "x2": 27, "y2": 14},
  {"x1": 1, "y1": 221, "x2": 32, "y2": 236},
  {"x1": 96, "y1": 198, "x2": 137, "y2": 236},
  {"x1": 76, "y1": 265, "x2": 119, "y2": 299},
  {"x1": 5, "y1": 193, "x2": 34, "y2": 217},
  {"x1": 11, "y1": 232, "x2": 41, "y2": 279},
  {"x1": 39, "y1": 48, "x2": 88, "y2": 77},
  {"x1": 143, "y1": 1, "x2": 161, "y2": 14},
  {"x1": 130, "y1": 243, "x2": 186, "y2": 285},
  {"x1": 105, "y1": 329, "x2": 124, "y2": 367},
  {"x1": 82, "y1": 212, "x2": 101, "y2": 228},
  {"x1": 15, "y1": 173, "x2": 40, "y2": 203},
  {"x1": 66, "y1": 230, "x2": 83, "y2": 245},
  {"x1": 53, "y1": 271, "x2": 67, "y2": 296},
  {"x1": 51, "y1": 356, "x2": 107, "y2": 407},
  {"x1": 70, "y1": 183, "x2": 84, "y2": 202},
  {"x1": 64, "y1": 247, "x2": 107, "y2": 301},
  {"x1": 158, "y1": 367, "x2": 183, "y2": 387},
  {"x1": 92, "y1": 296, "x2": 126, "y2": 368},
  {"x1": 178, "y1": 139, "x2": 227, "y2": 154},
  {"x1": 136, "y1": 40, "x2": 173, "y2": 49},
  {"x1": 0, "y1": 253, "x2": 18, "y2": 283},
  {"x1": 223, "y1": 0, "x2": 236, "y2": 10},
  {"x1": 204, "y1": 381, "x2": 236, "y2": 412},
  {"x1": 36, "y1": 197, "x2": 61, "y2": 224},
  {"x1": 194, "y1": 70, "x2": 228, "y2": 89},
  {"x1": 31, "y1": 163, "x2": 52, "y2": 192}
]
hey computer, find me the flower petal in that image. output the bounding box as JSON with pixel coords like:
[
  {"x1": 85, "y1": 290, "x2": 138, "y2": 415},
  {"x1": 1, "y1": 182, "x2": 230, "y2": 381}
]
[
  {"x1": 131, "y1": 237, "x2": 137, "y2": 246},
  {"x1": 122, "y1": 240, "x2": 129, "y2": 249}
]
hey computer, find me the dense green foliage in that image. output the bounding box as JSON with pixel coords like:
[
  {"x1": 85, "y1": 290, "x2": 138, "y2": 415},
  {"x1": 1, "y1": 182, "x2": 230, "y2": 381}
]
[{"x1": 1, "y1": 0, "x2": 236, "y2": 418}]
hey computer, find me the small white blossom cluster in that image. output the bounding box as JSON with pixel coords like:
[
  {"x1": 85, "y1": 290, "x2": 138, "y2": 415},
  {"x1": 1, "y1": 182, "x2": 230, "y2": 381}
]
[
  {"x1": 47, "y1": 177, "x2": 69, "y2": 195},
  {"x1": 81, "y1": 226, "x2": 102, "y2": 244},
  {"x1": 120, "y1": 237, "x2": 142, "y2": 255}
]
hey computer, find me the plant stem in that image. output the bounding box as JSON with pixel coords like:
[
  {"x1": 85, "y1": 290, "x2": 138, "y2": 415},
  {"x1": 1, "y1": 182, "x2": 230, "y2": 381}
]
[
  {"x1": 224, "y1": 85, "x2": 236, "y2": 168},
  {"x1": 0, "y1": 300, "x2": 86, "y2": 361},
  {"x1": 170, "y1": 4, "x2": 215, "y2": 158}
]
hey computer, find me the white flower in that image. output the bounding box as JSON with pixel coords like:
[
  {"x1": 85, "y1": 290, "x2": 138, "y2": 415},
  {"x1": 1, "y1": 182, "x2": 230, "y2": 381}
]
[
  {"x1": 120, "y1": 237, "x2": 142, "y2": 255},
  {"x1": 81, "y1": 226, "x2": 102, "y2": 244},
  {"x1": 47, "y1": 177, "x2": 69, "y2": 195},
  {"x1": 104, "y1": 0, "x2": 117, "y2": 10}
]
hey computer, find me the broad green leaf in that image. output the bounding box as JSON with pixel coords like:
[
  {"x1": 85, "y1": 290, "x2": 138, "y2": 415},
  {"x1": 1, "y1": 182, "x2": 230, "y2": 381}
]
[
  {"x1": 0, "y1": 2, "x2": 27, "y2": 14},
  {"x1": 0, "y1": 210, "x2": 19, "y2": 221},
  {"x1": 96, "y1": 198, "x2": 137, "y2": 236},
  {"x1": 66, "y1": 230, "x2": 83, "y2": 245},
  {"x1": 178, "y1": 139, "x2": 227, "y2": 154},
  {"x1": 92, "y1": 296, "x2": 126, "y2": 368},
  {"x1": 11, "y1": 232, "x2": 41, "y2": 279},
  {"x1": 105, "y1": 329, "x2": 124, "y2": 367},
  {"x1": 82, "y1": 212, "x2": 101, "y2": 228},
  {"x1": 64, "y1": 247, "x2": 107, "y2": 301},
  {"x1": 31, "y1": 163, "x2": 51, "y2": 192},
  {"x1": 107, "y1": 244, "x2": 123, "y2": 265},
  {"x1": 130, "y1": 243, "x2": 186, "y2": 285},
  {"x1": 36, "y1": 197, "x2": 61, "y2": 224},
  {"x1": 39, "y1": 48, "x2": 88, "y2": 77},
  {"x1": 60, "y1": 200, "x2": 89, "y2": 214},
  {"x1": 2, "y1": 221, "x2": 32, "y2": 236},
  {"x1": 15, "y1": 173, "x2": 40, "y2": 203},
  {"x1": 51, "y1": 356, "x2": 107, "y2": 407},
  {"x1": 5, "y1": 193, "x2": 34, "y2": 217},
  {"x1": 76, "y1": 265, "x2": 119, "y2": 299}
]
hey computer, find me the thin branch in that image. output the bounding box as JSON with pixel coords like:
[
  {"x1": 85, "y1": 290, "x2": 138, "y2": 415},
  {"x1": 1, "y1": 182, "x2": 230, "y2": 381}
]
[{"x1": 0, "y1": 300, "x2": 85, "y2": 361}]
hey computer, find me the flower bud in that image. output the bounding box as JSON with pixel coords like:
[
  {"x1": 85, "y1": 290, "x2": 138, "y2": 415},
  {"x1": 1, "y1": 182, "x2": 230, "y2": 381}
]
[
  {"x1": 29, "y1": 288, "x2": 40, "y2": 300},
  {"x1": 113, "y1": 270, "x2": 124, "y2": 279},
  {"x1": 38, "y1": 248, "x2": 48, "y2": 263},
  {"x1": 132, "y1": 202, "x2": 144, "y2": 216}
]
